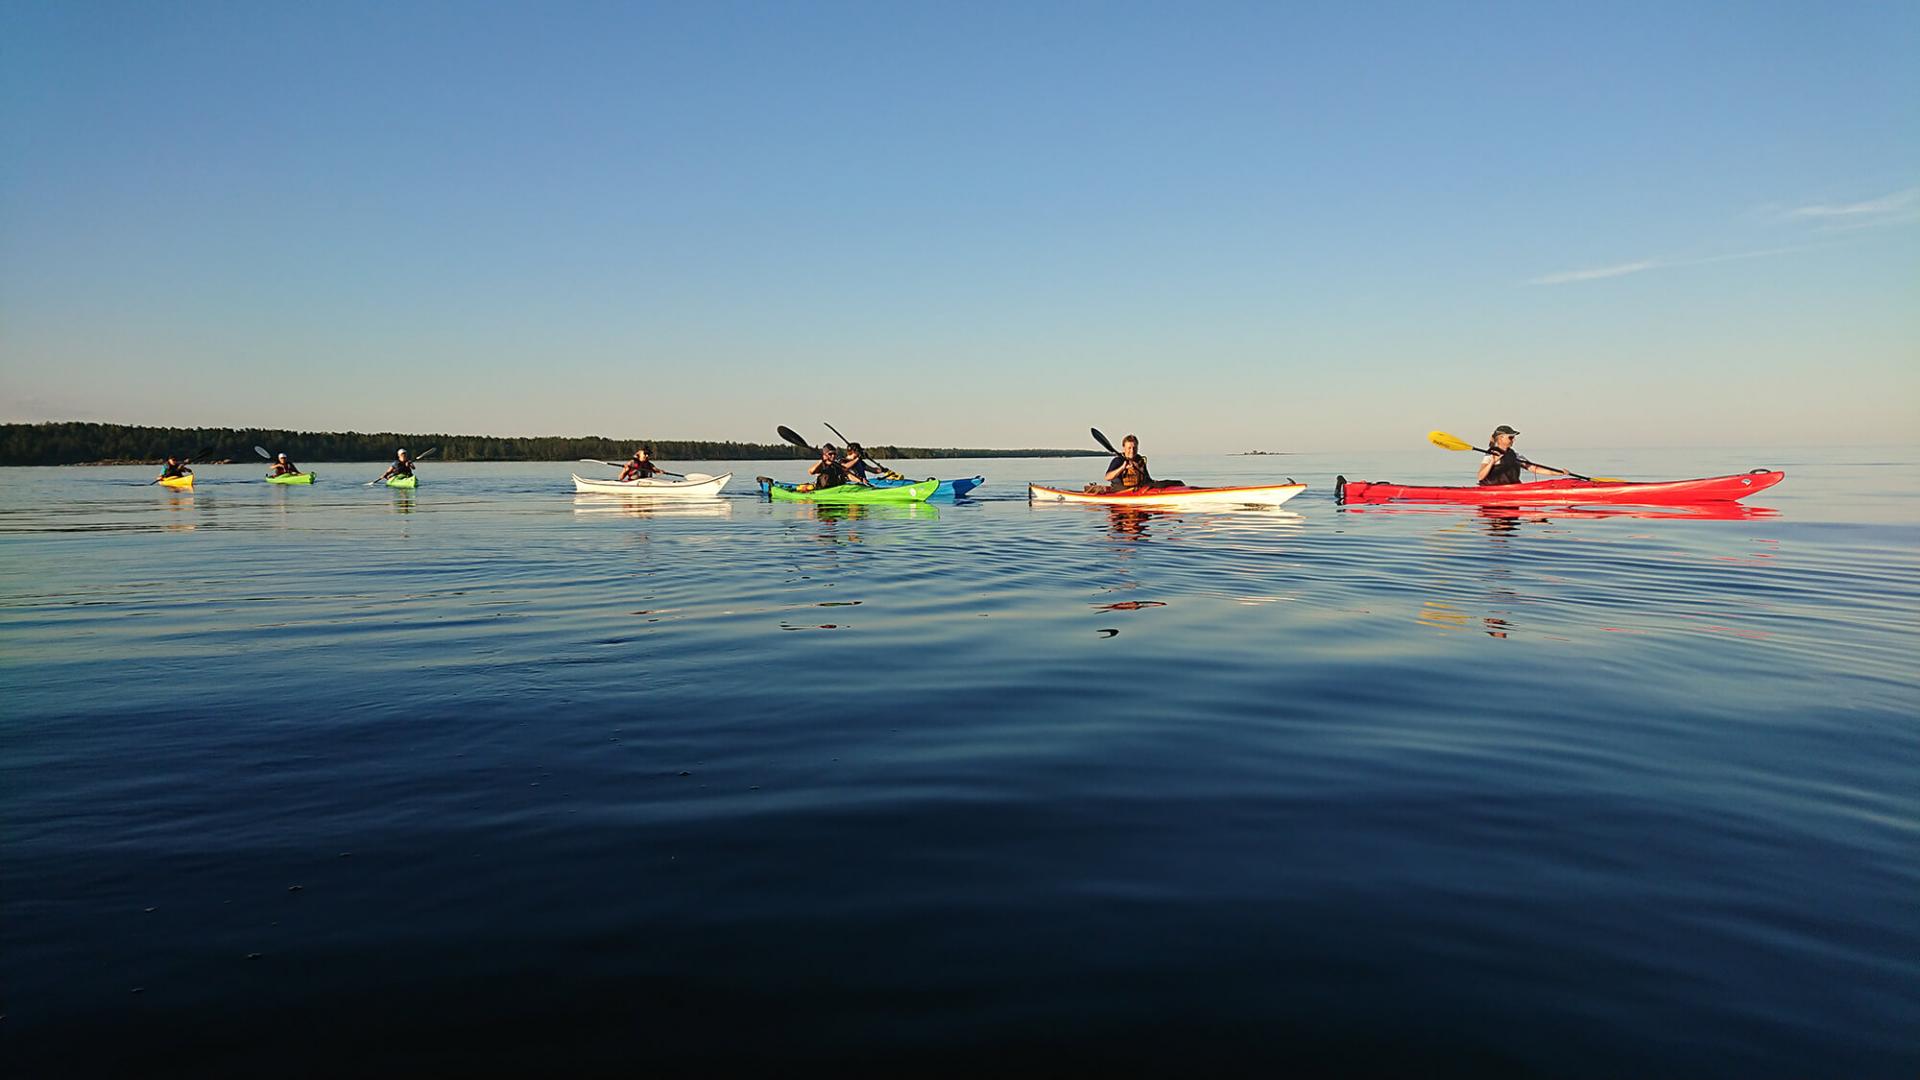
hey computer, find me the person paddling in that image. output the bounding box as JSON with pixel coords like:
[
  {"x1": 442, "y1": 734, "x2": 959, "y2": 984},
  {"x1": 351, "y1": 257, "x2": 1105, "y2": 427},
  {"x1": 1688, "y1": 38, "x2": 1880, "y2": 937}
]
[
  {"x1": 807, "y1": 444, "x2": 865, "y2": 490},
  {"x1": 378, "y1": 449, "x2": 416, "y2": 484},
  {"x1": 619, "y1": 447, "x2": 666, "y2": 482},
  {"x1": 841, "y1": 443, "x2": 887, "y2": 484},
  {"x1": 268, "y1": 452, "x2": 303, "y2": 477},
  {"x1": 1097, "y1": 434, "x2": 1154, "y2": 492},
  {"x1": 156, "y1": 455, "x2": 192, "y2": 481},
  {"x1": 1476, "y1": 426, "x2": 1570, "y2": 486}
]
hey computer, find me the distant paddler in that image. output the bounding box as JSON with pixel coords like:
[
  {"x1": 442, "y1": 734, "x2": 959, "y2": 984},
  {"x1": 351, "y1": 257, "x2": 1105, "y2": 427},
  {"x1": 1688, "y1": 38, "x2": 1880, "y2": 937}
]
[
  {"x1": 155, "y1": 455, "x2": 193, "y2": 483},
  {"x1": 267, "y1": 452, "x2": 304, "y2": 478},
  {"x1": 378, "y1": 449, "x2": 417, "y2": 484},
  {"x1": 618, "y1": 447, "x2": 681, "y2": 482}
]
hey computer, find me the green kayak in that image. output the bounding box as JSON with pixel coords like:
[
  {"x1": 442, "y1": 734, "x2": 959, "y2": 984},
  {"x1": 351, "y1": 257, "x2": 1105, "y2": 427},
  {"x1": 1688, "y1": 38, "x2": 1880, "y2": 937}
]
[
  {"x1": 266, "y1": 472, "x2": 315, "y2": 484},
  {"x1": 385, "y1": 475, "x2": 418, "y2": 489},
  {"x1": 766, "y1": 478, "x2": 938, "y2": 503}
]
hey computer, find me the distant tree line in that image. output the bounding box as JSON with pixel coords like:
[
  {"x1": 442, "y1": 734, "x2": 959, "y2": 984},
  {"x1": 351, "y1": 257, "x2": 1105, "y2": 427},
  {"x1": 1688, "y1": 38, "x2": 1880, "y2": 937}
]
[{"x1": 0, "y1": 422, "x2": 1101, "y2": 466}]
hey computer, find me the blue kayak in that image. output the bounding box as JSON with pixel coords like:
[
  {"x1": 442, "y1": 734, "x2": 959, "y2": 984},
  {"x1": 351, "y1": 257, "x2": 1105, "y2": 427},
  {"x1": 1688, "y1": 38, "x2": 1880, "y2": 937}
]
[{"x1": 757, "y1": 475, "x2": 983, "y2": 499}]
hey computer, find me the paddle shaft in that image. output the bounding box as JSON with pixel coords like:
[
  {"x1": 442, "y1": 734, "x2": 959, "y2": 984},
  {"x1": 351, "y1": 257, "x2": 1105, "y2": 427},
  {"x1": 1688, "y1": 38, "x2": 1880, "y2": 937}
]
[
  {"x1": 584, "y1": 457, "x2": 685, "y2": 478},
  {"x1": 1472, "y1": 446, "x2": 1588, "y2": 482}
]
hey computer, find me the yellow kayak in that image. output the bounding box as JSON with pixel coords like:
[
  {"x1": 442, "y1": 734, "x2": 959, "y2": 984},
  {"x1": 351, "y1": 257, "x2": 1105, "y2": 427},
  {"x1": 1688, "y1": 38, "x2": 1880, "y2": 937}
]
[{"x1": 157, "y1": 474, "x2": 194, "y2": 491}]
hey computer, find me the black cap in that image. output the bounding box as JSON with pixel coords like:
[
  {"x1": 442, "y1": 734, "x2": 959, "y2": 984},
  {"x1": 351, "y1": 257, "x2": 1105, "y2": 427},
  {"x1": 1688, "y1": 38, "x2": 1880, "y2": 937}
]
[{"x1": 1494, "y1": 425, "x2": 1520, "y2": 435}]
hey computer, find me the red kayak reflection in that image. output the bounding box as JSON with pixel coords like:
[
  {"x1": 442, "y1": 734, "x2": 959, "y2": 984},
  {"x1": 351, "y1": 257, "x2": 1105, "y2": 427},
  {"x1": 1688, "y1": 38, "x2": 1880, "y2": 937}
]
[{"x1": 1339, "y1": 502, "x2": 1780, "y2": 522}]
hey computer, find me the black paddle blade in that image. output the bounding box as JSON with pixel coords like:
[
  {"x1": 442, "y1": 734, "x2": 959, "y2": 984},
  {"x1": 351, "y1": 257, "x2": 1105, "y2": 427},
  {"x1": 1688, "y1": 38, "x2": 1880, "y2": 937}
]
[
  {"x1": 1090, "y1": 427, "x2": 1118, "y2": 454},
  {"x1": 777, "y1": 425, "x2": 814, "y2": 450}
]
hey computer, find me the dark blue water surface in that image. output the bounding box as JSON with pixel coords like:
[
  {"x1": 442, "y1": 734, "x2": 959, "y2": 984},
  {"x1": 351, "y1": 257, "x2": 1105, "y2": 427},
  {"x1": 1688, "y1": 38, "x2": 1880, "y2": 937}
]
[{"x1": 4, "y1": 452, "x2": 1915, "y2": 1076}]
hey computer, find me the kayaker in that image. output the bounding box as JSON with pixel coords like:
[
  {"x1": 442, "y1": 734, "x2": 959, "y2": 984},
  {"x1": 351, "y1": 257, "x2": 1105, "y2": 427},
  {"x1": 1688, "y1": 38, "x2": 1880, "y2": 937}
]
[
  {"x1": 1101, "y1": 435, "x2": 1154, "y2": 492},
  {"x1": 841, "y1": 443, "x2": 891, "y2": 483},
  {"x1": 619, "y1": 447, "x2": 664, "y2": 481},
  {"x1": 807, "y1": 444, "x2": 865, "y2": 489},
  {"x1": 378, "y1": 449, "x2": 416, "y2": 483},
  {"x1": 1476, "y1": 426, "x2": 1568, "y2": 486},
  {"x1": 157, "y1": 455, "x2": 192, "y2": 480},
  {"x1": 268, "y1": 453, "x2": 303, "y2": 477}
]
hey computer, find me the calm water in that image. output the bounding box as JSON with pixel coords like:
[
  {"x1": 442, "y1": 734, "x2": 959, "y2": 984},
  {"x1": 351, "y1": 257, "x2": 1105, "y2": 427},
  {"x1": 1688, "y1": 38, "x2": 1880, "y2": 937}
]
[{"x1": 4, "y1": 450, "x2": 1916, "y2": 1076}]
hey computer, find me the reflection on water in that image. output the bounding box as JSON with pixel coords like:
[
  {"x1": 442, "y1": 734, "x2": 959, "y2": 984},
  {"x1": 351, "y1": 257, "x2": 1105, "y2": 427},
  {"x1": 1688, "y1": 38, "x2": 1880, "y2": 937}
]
[
  {"x1": 572, "y1": 495, "x2": 735, "y2": 519},
  {"x1": 1341, "y1": 502, "x2": 1782, "y2": 523},
  {"x1": 800, "y1": 501, "x2": 941, "y2": 522},
  {"x1": 159, "y1": 494, "x2": 198, "y2": 532},
  {"x1": 1417, "y1": 600, "x2": 1516, "y2": 638},
  {"x1": 1106, "y1": 506, "x2": 1165, "y2": 541}
]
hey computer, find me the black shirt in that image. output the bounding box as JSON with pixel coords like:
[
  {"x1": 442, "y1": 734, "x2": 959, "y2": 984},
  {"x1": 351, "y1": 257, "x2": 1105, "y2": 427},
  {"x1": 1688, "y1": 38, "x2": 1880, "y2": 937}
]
[
  {"x1": 1479, "y1": 448, "x2": 1523, "y2": 486},
  {"x1": 812, "y1": 461, "x2": 848, "y2": 488}
]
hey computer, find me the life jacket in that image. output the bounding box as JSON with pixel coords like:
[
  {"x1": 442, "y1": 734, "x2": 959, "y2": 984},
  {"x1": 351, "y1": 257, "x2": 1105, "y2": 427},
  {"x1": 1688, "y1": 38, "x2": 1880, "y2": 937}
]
[
  {"x1": 814, "y1": 461, "x2": 848, "y2": 489},
  {"x1": 1113, "y1": 454, "x2": 1150, "y2": 489},
  {"x1": 622, "y1": 459, "x2": 659, "y2": 480},
  {"x1": 1479, "y1": 448, "x2": 1523, "y2": 486}
]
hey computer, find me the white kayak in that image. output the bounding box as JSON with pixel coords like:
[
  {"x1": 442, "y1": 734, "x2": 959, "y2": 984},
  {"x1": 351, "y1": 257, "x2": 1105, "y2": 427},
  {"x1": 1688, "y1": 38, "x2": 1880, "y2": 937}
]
[
  {"x1": 571, "y1": 472, "x2": 731, "y2": 497},
  {"x1": 1028, "y1": 481, "x2": 1306, "y2": 508}
]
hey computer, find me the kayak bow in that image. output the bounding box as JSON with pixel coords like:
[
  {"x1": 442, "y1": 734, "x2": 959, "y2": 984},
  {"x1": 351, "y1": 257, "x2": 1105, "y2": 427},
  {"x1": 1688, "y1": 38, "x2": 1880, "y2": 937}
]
[
  {"x1": 871, "y1": 475, "x2": 984, "y2": 499},
  {"x1": 157, "y1": 475, "x2": 194, "y2": 491}
]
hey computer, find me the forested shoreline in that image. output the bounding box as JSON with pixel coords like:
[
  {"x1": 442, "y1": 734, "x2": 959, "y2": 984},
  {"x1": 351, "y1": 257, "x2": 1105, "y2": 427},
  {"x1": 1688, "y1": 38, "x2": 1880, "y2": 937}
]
[{"x1": 1, "y1": 422, "x2": 1100, "y2": 466}]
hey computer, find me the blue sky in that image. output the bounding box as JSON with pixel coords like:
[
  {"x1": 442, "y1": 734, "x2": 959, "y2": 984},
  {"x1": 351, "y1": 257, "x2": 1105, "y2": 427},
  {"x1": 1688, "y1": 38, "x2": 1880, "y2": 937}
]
[{"x1": 2, "y1": 1, "x2": 1914, "y2": 450}]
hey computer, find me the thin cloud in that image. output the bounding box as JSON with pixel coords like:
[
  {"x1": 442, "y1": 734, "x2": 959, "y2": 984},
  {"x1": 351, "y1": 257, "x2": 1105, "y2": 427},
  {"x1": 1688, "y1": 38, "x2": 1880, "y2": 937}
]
[
  {"x1": 1529, "y1": 260, "x2": 1659, "y2": 285},
  {"x1": 1530, "y1": 247, "x2": 1807, "y2": 287},
  {"x1": 1787, "y1": 186, "x2": 1918, "y2": 219}
]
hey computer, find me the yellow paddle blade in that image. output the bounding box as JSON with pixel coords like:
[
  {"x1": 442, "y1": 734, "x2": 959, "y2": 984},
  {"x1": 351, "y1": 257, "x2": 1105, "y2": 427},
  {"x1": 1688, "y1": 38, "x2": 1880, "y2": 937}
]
[{"x1": 1428, "y1": 430, "x2": 1477, "y2": 452}]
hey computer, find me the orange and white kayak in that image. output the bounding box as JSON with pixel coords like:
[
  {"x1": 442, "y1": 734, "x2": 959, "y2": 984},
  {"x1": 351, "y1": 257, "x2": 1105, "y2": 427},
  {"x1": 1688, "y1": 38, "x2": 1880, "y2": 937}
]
[{"x1": 1028, "y1": 482, "x2": 1305, "y2": 508}]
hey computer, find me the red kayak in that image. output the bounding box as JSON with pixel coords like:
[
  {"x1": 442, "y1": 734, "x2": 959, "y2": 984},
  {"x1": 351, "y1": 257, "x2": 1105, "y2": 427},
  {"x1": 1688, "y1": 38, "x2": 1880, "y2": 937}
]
[{"x1": 1336, "y1": 470, "x2": 1784, "y2": 506}]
